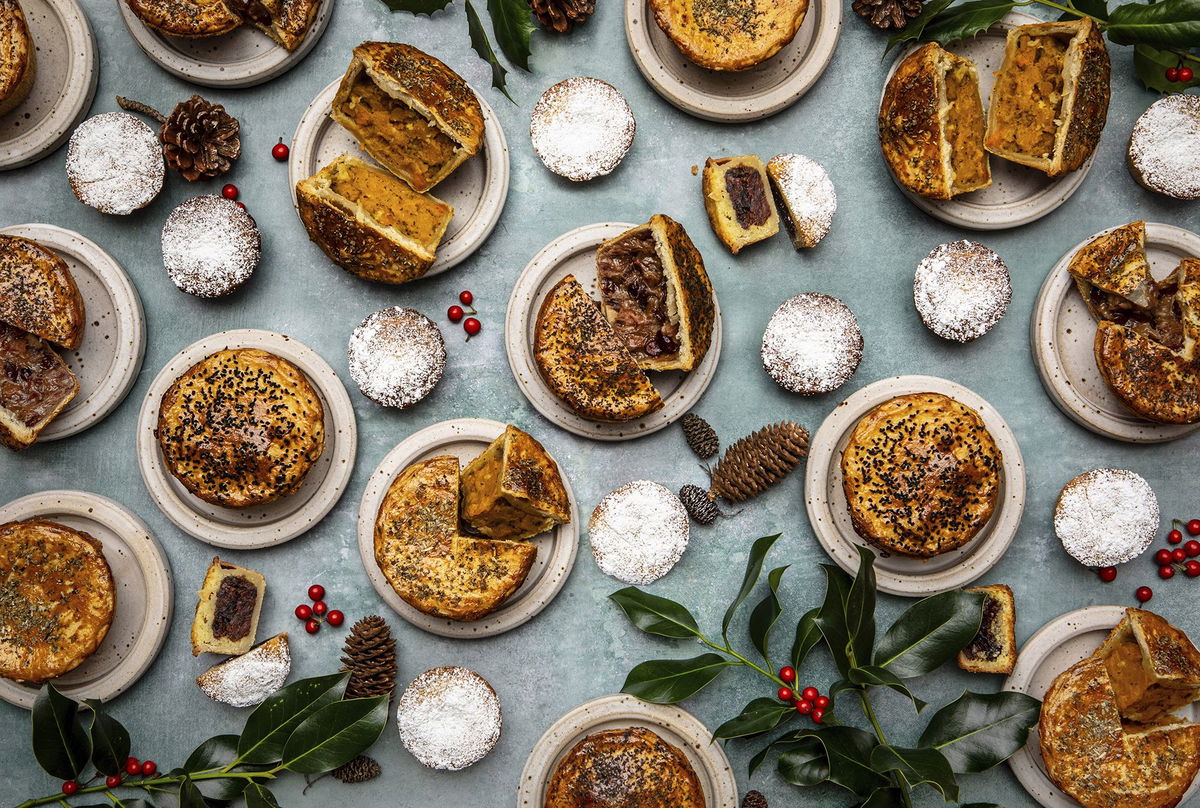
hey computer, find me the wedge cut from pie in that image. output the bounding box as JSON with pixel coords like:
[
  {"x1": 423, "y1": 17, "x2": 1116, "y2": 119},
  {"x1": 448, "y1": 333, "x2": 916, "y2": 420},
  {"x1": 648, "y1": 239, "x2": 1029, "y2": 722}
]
[
  {"x1": 0, "y1": 234, "x2": 84, "y2": 350},
  {"x1": 460, "y1": 425, "x2": 570, "y2": 542},
  {"x1": 1097, "y1": 608, "x2": 1200, "y2": 722}
]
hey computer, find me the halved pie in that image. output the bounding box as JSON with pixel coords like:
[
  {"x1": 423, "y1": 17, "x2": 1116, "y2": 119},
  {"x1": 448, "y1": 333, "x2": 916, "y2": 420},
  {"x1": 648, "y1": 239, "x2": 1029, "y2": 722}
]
[
  {"x1": 1097, "y1": 608, "x2": 1200, "y2": 723},
  {"x1": 460, "y1": 424, "x2": 570, "y2": 542},
  {"x1": 0, "y1": 235, "x2": 84, "y2": 349},
  {"x1": 124, "y1": 0, "x2": 243, "y2": 38}
]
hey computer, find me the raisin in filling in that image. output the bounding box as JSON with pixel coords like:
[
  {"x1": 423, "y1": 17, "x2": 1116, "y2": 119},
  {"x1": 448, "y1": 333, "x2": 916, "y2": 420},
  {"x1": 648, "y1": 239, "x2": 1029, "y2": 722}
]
[
  {"x1": 724, "y1": 166, "x2": 771, "y2": 229},
  {"x1": 212, "y1": 575, "x2": 258, "y2": 641},
  {"x1": 963, "y1": 596, "x2": 1003, "y2": 661},
  {"x1": 597, "y1": 231, "x2": 680, "y2": 360}
]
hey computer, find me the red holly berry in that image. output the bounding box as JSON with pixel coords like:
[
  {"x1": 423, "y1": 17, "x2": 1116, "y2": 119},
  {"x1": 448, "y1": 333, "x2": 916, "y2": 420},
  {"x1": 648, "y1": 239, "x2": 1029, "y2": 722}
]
[
  {"x1": 272, "y1": 140, "x2": 290, "y2": 161},
  {"x1": 62, "y1": 781, "x2": 78, "y2": 795},
  {"x1": 1181, "y1": 66, "x2": 1195, "y2": 83},
  {"x1": 779, "y1": 666, "x2": 796, "y2": 683},
  {"x1": 1098, "y1": 566, "x2": 1117, "y2": 583},
  {"x1": 106, "y1": 775, "x2": 122, "y2": 788},
  {"x1": 236, "y1": 202, "x2": 246, "y2": 210},
  {"x1": 1167, "y1": 66, "x2": 1181, "y2": 83},
  {"x1": 308, "y1": 584, "x2": 325, "y2": 601},
  {"x1": 221, "y1": 183, "x2": 238, "y2": 200},
  {"x1": 1189, "y1": 519, "x2": 1200, "y2": 536},
  {"x1": 295, "y1": 603, "x2": 312, "y2": 620},
  {"x1": 447, "y1": 305, "x2": 464, "y2": 323},
  {"x1": 125, "y1": 757, "x2": 141, "y2": 775},
  {"x1": 141, "y1": 760, "x2": 157, "y2": 776},
  {"x1": 312, "y1": 600, "x2": 327, "y2": 616},
  {"x1": 459, "y1": 290, "x2": 474, "y2": 306},
  {"x1": 1187, "y1": 540, "x2": 1200, "y2": 558},
  {"x1": 1172, "y1": 547, "x2": 1188, "y2": 563},
  {"x1": 801, "y1": 686, "x2": 819, "y2": 702},
  {"x1": 777, "y1": 686, "x2": 793, "y2": 702},
  {"x1": 1186, "y1": 560, "x2": 1200, "y2": 578},
  {"x1": 1169, "y1": 529, "x2": 1184, "y2": 544},
  {"x1": 463, "y1": 318, "x2": 481, "y2": 338},
  {"x1": 814, "y1": 695, "x2": 830, "y2": 709},
  {"x1": 1156, "y1": 548, "x2": 1173, "y2": 565},
  {"x1": 796, "y1": 699, "x2": 814, "y2": 715},
  {"x1": 327, "y1": 609, "x2": 345, "y2": 627},
  {"x1": 305, "y1": 619, "x2": 320, "y2": 634},
  {"x1": 1137, "y1": 585, "x2": 1154, "y2": 602},
  {"x1": 1160, "y1": 565, "x2": 1176, "y2": 580},
  {"x1": 812, "y1": 709, "x2": 824, "y2": 724}
]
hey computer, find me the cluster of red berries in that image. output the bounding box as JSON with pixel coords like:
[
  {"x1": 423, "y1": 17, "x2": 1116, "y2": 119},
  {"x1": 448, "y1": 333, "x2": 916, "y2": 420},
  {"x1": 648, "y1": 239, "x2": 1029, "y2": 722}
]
[
  {"x1": 294, "y1": 584, "x2": 344, "y2": 634},
  {"x1": 62, "y1": 757, "x2": 157, "y2": 794},
  {"x1": 220, "y1": 183, "x2": 247, "y2": 211},
  {"x1": 1166, "y1": 64, "x2": 1195, "y2": 83},
  {"x1": 447, "y1": 290, "x2": 482, "y2": 339},
  {"x1": 1097, "y1": 519, "x2": 1200, "y2": 604},
  {"x1": 776, "y1": 666, "x2": 829, "y2": 724}
]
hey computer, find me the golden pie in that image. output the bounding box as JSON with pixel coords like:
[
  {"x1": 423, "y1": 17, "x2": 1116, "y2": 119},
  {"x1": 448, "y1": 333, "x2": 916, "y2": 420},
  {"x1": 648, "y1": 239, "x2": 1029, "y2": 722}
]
[
  {"x1": 0, "y1": 235, "x2": 85, "y2": 350},
  {"x1": 1098, "y1": 609, "x2": 1200, "y2": 722},
  {"x1": 460, "y1": 424, "x2": 570, "y2": 541},
  {"x1": 648, "y1": 0, "x2": 807, "y2": 72},
  {"x1": 0, "y1": 0, "x2": 34, "y2": 118},
  {"x1": 225, "y1": 0, "x2": 321, "y2": 51},
  {"x1": 545, "y1": 727, "x2": 706, "y2": 808},
  {"x1": 124, "y1": 0, "x2": 243, "y2": 38}
]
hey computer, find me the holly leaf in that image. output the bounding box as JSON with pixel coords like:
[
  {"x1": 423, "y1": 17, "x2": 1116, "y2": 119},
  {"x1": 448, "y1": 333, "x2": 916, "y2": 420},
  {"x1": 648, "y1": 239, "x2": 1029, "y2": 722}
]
[
  {"x1": 184, "y1": 734, "x2": 259, "y2": 800},
  {"x1": 465, "y1": 0, "x2": 512, "y2": 101},
  {"x1": 871, "y1": 745, "x2": 959, "y2": 802},
  {"x1": 922, "y1": 0, "x2": 1018, "y2": 46},
  {"x1": 815, "y1": 564, "x2": 854, "y2": 677},
  {"x1": 723, "y1": 534, "x2": 782, "y2": 644},
  {"x1": 609, "y1": 588, "x2": 702, "y2": 639},
  {"x1": 713, "y1": 697, "x2": 795, "y2": 740},
  {"x1": 748, "y1": 732, "x2": 797, "y2": 776},
  {"x1": 487, "y1": 0, "x2": 535, "y2": 71},
  {"x1": 749, "y1": 565, "x2": 789, "y2": 665},
  {"x1": 376, "y1": 0, "x2": 452, "y2": 14},
  {"x1": 244, "y1": 783, "x2": 281, "y2": 808},
  {"x1": 777, "y1": 735, "x2": 831, "y2": 787},
  {"x1": 917, "y1": 690, "x2": 1042, "y2": 773},
  {"x1": 1107, "y1": 0, "x2": 1200, "y2": 48},
  {"x1": 178, "y1": 778, "x2": 207, "y2": 808},
  {"x1": 885, "y1": 0, "x2": 956, "y2": 53},
  {"x1": 791, "y1": 608, "x2": 823, "y2": 672},
  {"x1": 856, "y1": 789, "x2": 906, "y2": 808},
  {"x1": 84, "y1": 699, "x2": 130, "y2": 776},
  {"x1": 848, "y1": 665, "x2": 927, "y2": 711},
  {"x1": 845, "y1": 546, "x2": 876, "y2": 669},
  {"x1": 32, "y1": 684, "x2": 90, "y2": 780},
  {"x1": 280, "y1": 696, "x2": 390, "y2": 774},
  {"x1": 875, "y1": 590, "x2": 985, "y2": 678},
  {"x1": 621, "y1": 654, "x2": 733, "y2": 704},
  {"x1": 238, "y1": 673, "x2": 348, "y2": 764},
  {"x1": 779, "y1": 726, "x2": 888, "y2": 796},
  {"x1": 1134, "y1": 44, "x2": 1200, "y2": 91}
]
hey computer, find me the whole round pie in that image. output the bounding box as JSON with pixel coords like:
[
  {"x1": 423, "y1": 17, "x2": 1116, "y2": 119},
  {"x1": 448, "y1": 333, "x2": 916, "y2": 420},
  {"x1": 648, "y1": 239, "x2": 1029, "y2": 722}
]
[
  {"x1": 396, "y1": 666, "x2": 501, "y2": 771},
  {"x1": 545, "y1": 726, "x2": 706, "y2": 808},
  {"x1": 347, "y1": 306, "x2": 446, "y2": 408},
  {"x1": 913, "y1": 240, "x2": 1012, "y2": 343},
  {"x1": 530, "y1": 77, "x2": 635, "y2": 182},
  {"x1": 156, "y1": 348, "x2": 326, "y2": 508},
  {"x1": 1128, "y1": 94, "x2": 1200, "y2": 200}
]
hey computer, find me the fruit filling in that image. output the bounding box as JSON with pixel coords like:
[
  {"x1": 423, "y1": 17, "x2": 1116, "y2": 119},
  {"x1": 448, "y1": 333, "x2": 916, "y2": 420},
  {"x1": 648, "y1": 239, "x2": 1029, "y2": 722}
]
[
  {"x1": 943, "y1": 63, "x2": 989, "y2": 192},
  {"x1": 212, "y1": 575, "x2": 258, "y2": 641},
  {"x1": 724, "y1": 166, "x2": 772, "y2": 229},
  {"x1": 597, "y1": 231, "x2": 680, "y2": 360},
  {"x1": 328, "y1": 158, "x2": 449, "y2": 244},
  {"x1": 988, "y1": 32, "x2": 1070, "y2": 158},
  {"x1": 0, "y1": 324, "x2": 75, "y2": 428},
  {"x1": 961, "y1": 594, "x2": 1003, "y2": 661}
]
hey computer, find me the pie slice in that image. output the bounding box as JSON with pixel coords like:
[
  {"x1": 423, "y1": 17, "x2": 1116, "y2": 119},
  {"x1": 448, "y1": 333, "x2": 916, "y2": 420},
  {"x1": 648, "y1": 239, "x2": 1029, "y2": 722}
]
[
  {"x1": 647, "y1": 0, "x2": 808, "y2": 72},
  {"x1": 0, "y1": 234, "x2": 84, "y2": 349},
  {"x1": 1098, "y1": 608, "x2": 1200, "y2": 722},
  {"x1": 225, "y1": 0, "x2": 320, "y2": 51},
  {"x1": 533, "y1": 275, "x2": 664, "y2": 423},
  {"x1": 0, "y1": 0, "x2": 35, "y2": 118},
  {"x1": 702, "y1": 155, "x2": 779, "y2": 254},
  {"x1": 957, "y1": 584, "x2": 1016, "y2": 674},
  {"x1": 460, "y1": 425, "x2": 570, "y2": 541},
  {"x1": 191, "y1": 557, "x2": 266, "y2": 656},
  {"x1": 1068, "y1": 221, "x2": 1155, "y2": 321},
  {"x1": 124, "y1": 0, "x2": 243, "y2": 38},
  {"x1": 0, "y1": 322, "x2": 79, "y2": 451}
]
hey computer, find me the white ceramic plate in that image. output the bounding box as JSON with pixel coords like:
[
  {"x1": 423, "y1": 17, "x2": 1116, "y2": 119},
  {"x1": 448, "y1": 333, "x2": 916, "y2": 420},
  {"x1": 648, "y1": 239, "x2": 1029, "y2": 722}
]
[
  {"x1": 505, "y1": 222, "x2": 722, "y2": 441},
  {"x1": 881, "y1": 11, "x2": 1095, "y2": 230},
  {"x1": 624, "y1": 0, "x2": 840, "y2": 122},
  {"x1": 0, "y1": 0, "x2": 97, "y2": 170},
  {"x1": 357, "y1": 417, "x2": 578, "y2": 639},
  {"x1": 805, "y1": 375, "x2": 1026, "y2": 596},
  {"x1": 289, "y1": 77, "x2": 509, "y2": 277},
  {"x1": 517, "y1": 694, "x2": 738, "y2": 808},
  {"x1": 1032, "y1": 222, "x2": 1200, "y2": 443},
  {"x1": 136, "y1": 329, "x2": 356, "y2": 549},
  {"x1": 0, "y1": 224, "x2": 145, "y2": 441},
  {"x1": 0, "y1": 490, "x2": 172, "y2": 709},
  {"x1": 1005, "y1": 605, "x2": 1200, "y2": 807},
  {"x1": 115, "y1": 0, "x2": 331, "y2": 88}
]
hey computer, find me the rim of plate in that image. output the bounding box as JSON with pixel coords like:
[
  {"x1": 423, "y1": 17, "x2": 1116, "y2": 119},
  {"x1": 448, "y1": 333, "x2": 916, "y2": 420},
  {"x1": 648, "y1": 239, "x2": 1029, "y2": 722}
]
[
  {"x1": 356, "y1": 417, "x2": 579, "y2": 639},
  {"x1": 1031, "y1": 221, "x2": 1200, "y2": 443},
  {"x1": 516, "y1": 694, "x2": 738, "y2": 808},
  {"x1": 135, "y1": 329, "x2": 356, "y2": 549},
  {"x1": 0, "y1": 224, "x2": 145, "y2": 441},
  {"x1": 504, "y1": 222, "x2": 722, "y2": 441},
  {"x1": 0, "y1": 490, "x2": 173, "y2": 709},
  {"x1": 288, "y1": 77, "x2": 509, "y2": 277},
  {"x1": 805, "y1": 374, "x2": 1025, "y2": 596},
  {"x1": 624, "y1": 0, "x2": 841, "y2": 122}
]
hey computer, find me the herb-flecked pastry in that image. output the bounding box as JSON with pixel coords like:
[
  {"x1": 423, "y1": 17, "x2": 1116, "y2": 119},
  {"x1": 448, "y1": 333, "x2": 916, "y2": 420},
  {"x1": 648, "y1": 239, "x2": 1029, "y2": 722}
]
[
  {"x1": 460, "y1": 424, "x2": 570, "y2": 542},
  {"x1": 191, "y1": 557, "x2": 266, "y2": 656},
  {"x1": 224, "y1": 0, "x2": 322, "y2": 51},
  {"x1": 0, "y1": 0, "x2": 35, "y2": 118},
  {"x1": 957, "y1": 584, "x2": 1016, "y2": 674},
  {"x1": 124, "y1": 0, "x2": 244, "y2": 39},
  {"x1": 0, "y1": 235, "x2": 84, "y2": 350},
  {"x1": 545, "y1": 727, "x2": 706, "y2": 807},
  {"x1": 648, "y1": 0, "x2": 808, "y2": 72},
  {"x1": 702, "y1": 156, "x2": 779, "y2": 254},
  {"x1": 1097, "y1": 608, "x2": 1200, "y2": 722}
]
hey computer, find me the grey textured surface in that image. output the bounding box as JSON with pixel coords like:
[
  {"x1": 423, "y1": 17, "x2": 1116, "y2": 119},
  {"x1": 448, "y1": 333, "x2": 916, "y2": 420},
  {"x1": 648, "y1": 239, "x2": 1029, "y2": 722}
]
[{"x1": 2, "y1": 1, "x2": 1200, "y2": 806}]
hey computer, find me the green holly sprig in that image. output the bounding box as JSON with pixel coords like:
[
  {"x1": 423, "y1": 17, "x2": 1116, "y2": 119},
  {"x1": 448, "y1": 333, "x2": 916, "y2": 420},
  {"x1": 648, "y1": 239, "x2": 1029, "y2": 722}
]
[
  {"x1": 611, "y1": 535, "x2": 1041, "y2": 808},
  {"x1": 14, "y1": 673, "x2": 388, "y2": 808}
]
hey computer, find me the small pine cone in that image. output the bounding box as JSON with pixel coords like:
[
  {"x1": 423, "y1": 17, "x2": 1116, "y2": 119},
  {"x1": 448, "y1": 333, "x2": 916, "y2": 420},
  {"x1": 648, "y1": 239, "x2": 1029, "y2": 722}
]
[
  {"x1": 709, "y1": 422, "x2": 809, "y2": 504},
  {"x1": 852, "y1": 0, "x2": 923, "y2": 29},
  {"x1": 742, "y1": 791, "x2": 769, "y2": 808},
  {"x1": 529, "y1": 0, "x2": 595, "y2": 32},
  {"x1": 340, "y1": 615, "x2": 397, "y2": 700},
  {"x1": 679, "y1": 484, "x2": 719, "y2": 525},
  {"x1": 681, "y1": 413, "x2": 719, "y2": 459},
  {"x1": 160, "y1": 95, "x2": 241, "y2": 181},
  {"x1": 331, "y1": 755, "x2": 381, "y2": 784}
]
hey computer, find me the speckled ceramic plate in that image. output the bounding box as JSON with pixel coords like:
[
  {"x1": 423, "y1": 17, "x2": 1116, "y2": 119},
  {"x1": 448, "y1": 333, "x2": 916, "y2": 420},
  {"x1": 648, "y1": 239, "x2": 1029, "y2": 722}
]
[
  {"x1": 289, "y1": 76, "x2": 509, "y2": 277},
  {"x1": 805, "y1": 375, "x2": 1025, "y2": 596},
  {"x1": 624, "y1": 0, "x2": 840, "y2": 122},
  {"x1": 0, "y1": 490, "x2": 172, "y2": 709},
  {"x1": 1032, "y1": 222, "x2": 1200, "y2": 443},
  {"x1": 881, "y1": 11, "x2": 1095, "y2": 230},
  {"x1": 356, "y1": 418, "x2": 578, "y2": 639},
  {"x1": 0, "y1": 0, "x2": 97, "y2": 170},
  {"x1": 136, "y1": 329, "x2": 356, "y2": 549},
  {"x1": 505, "y1": 222, "x2": 722, "y2": 441},
  {"x1": 0, "y1": 224, "x2": 145, "y2": 441},
  {"x1": 516, "y1": 694, "x2": 738, "y2": 808},
  {"x1": 1005, "y1": 605, "x2": 1200, "y2": 807},
  {"x1": 115, "y1": 0, "x2": 331, "y2": 88}
]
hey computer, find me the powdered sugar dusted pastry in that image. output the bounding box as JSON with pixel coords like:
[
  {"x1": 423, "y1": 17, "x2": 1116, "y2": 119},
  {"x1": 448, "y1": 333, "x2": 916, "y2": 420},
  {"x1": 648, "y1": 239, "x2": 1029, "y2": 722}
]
[
  {"x1": 762, "y1": 293, "x2": 863, "y2": 395},
  {"x1": 66, "y1": 113, "x2": 165, "y2": 215},
  {"x1": 347, "y1": 306, "x2": 446, "y2": 408},
  {"x1": 1128, "y1": 94, "x2": 1200, "y2": 200},
  {"x1": 196, "y1": 633, "x2": 290, "y2": 707},
  {"x1": 1055, "y1": 468, "x2": 1159, "y2": 567},
  {"x1": 162, "y1": 196, "x2": 261, "y2": 297},
  {"x1": 397, "y1": 666, "x2": 501, "y2": 771},
  {"x1": 589, "y1": 480, "x2": 689, "y2": 585},
  {"x1": 530, "y1": 77, "x2": 635, "y2": 182},
  {"x1": 913, "y1": 240, "x2": 1012, "y2": 343},
  {"x1": 767, "y1": 153, "x2": 836, "y2": 248}
]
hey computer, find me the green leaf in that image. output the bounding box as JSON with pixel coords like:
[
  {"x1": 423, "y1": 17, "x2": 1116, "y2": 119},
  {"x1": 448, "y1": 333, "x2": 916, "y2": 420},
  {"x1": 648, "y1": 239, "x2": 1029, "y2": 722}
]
[
  {"x1": 845, "y1": 546, "x2": 876, "y2": 668},
  {"x1": 848, "y1": 665, "x2": 927, "y2": 711},
  {"x1": 780, "y1": 726, "x2": 888, "y2": 796},
  {"x1": 749, "y1": 565, "x2": 789, "y2": 664},
  {"x1": 621, "y1": 654, "x2": 732, "y2": 704},
  {"x1": 465, "y1": 0, "x2": 512, "y2": 101},
  {"x1": 1134, "y1": 44, "x2": 1200, "y2": 91},
  {"x1": 748, "y1": 732, "x2": 796, "y2": 777},
  {"x1": 871, "y1": 745, "x2": 959, "y2": 802},
  {"x1": 238, "y1": 673, "x2": 348, "y2": 764},
  {"x1": 84, "y1": 699, "x2": 129, "y2": 776},
  {"x1": 609, "y1": 588, "x2": 701, "y2": 639},
  {"x1": 487, "y1": 0, "x2": 535, "y2": 70},
  {"x1": 857, "y1": 789, "x2": 906, "y2": 808},
  {"x1": 875, "y1": 590, "x2": 985, "y2": 678},
  {"x1": 178, "y1": 778, "x2": 207, "y2": 808},
  {"x1": 791, "y1": 608, "x2": 823, "y2": 672},
  {"x1": 377, "y1": 0, "x2": 452, "y2": 14},
  {"x1": 106, "y1": 800, "x2": 155, "y2": 808},
  {"x1": 815, "y1": 564, "x2": 854, "y2": 677},
  {"x1": 281, "y1": 696, "x2": 390, "y2": 774},
  {"x1": 244, "y1": 782, "x2": 281, "y2": 808},
  {"x1": 917, "y1": 690, "x2": 1042, "y2": 773},
  {"x1": 713, "y1": 697, "x2": 794, "y2": 740},
  {"x1": 885, "y1": 0, "x2": 956, "y2": 52},
  {"x1": 922, "y1": 0, "x2": 1018, "y2": 47},
  {"x1": 32, "y1": 684, "x2": 90, "y2": 780},
  {"x1": 1107, "y1": 0, "x2": 1200, "y2": 48},
  {"x1": 183, "y1": 734, "x2": 255, "y2": 800},
  {"x1": 723, "y1": 534, "x2": 782, "y2": 644},
  {"x1": 777, "y1": 735, "x2": 831, "y2": 787}
]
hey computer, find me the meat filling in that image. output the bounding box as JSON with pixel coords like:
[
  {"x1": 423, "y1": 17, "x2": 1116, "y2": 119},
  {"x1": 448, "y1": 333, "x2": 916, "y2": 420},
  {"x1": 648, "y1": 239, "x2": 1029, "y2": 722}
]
[
  {"x1": 724, "y1": 166, "x2": 772, "y2": 229},
  {"x1": 1089, "y1": 268, "x2": 1186, "y2": 351},
  {"x1": 597, "y1": 232, "x2": 680, "y2": 360},
  {"x1": 944, "y1": 63, "x2": 988, "y2": 192},
  {"x1": 988, "y1": 33, "x2": 1069, "y2": 158},
  {"x1": 212, "y1": 575, "x2": 258, "y2": 641},
  {"x1": 0, "y1": 324, "x2": 75, "y2": 428}
]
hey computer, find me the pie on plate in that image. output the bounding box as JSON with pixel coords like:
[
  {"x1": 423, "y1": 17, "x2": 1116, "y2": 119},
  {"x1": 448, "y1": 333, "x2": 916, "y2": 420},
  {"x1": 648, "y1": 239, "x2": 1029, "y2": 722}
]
[
  {"x1": 0, "y1": 235, "x2": 85, "y2": 350},
  {"x1": 0, "y1": 0, "x2": 34, "y2": 118},
  {"x1": 647, "y1": 0, "x2": 808, "y2": 72},
  {"x1": 545, "y1": 726, "x2": 706, "y2": 807}
]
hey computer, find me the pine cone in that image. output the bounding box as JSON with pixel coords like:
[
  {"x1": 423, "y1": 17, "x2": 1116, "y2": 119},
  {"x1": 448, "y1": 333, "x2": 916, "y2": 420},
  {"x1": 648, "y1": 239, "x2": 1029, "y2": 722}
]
[
  {"x1": 679, "y1": 484, "x2": 719, "y2": 525},
  {"x1": 529, "y1": 0, "x2": 595, "y2": 32},
  {"x1": 681, "y1": 413, "x2": 719, "y2": 459},
  {"x1": 852, "y1": 0, "x2": 923, "y2": 30},
  {"x1": 331, "y1": 755, "x2": 381, "y2": 784},
  {"x1": 160, "y1": 95, "x2": 241, "y2": 181},
  {"x1": 708, "y1": 422, "x2": 809, "y2": 503},
  {"x1": 742, "y1": 792, "x2": 769, "y2": 808},
  {"x1": 340, "y1": 615, "x2": 397, "y2": 700}
]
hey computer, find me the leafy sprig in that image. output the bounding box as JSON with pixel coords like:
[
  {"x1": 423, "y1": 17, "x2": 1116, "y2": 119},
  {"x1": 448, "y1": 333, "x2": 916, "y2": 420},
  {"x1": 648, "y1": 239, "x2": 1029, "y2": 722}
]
[
  {"x1": 14, "y1": 673, "x2": 388, "y2": 808},
  {"x1": 611, "y1": 537, "x2": 1041, "y2": 808}
]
